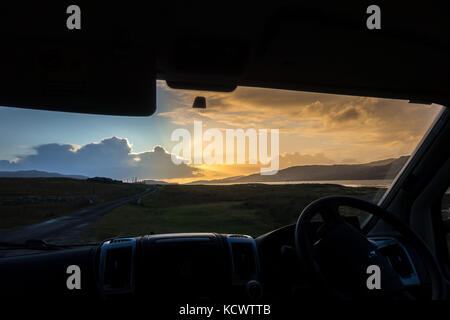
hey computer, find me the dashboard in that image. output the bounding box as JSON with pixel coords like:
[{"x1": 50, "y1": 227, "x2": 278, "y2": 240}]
[
  {"x1": 0, "y1": 232, "x2": 262, "y2": 302},
  {"x1": 0, "y1": 225, "x2": 432, "y2": 303}
]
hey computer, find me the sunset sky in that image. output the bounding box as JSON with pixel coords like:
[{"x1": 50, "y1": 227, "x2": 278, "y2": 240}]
[{"x1": 0, "y1": 81, "x2": 442, "y2": 183}]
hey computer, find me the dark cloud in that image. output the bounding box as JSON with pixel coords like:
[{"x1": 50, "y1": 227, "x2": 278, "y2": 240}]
[
  {"x1": 0, "y1": 160, "x2": 12, "y2": 170},
  {"x1": 331, "y1": 107, "x2": 361, "y2": 123},
  {"x1": 0, "y1": 137, "x2": 200, "y2": 180}
]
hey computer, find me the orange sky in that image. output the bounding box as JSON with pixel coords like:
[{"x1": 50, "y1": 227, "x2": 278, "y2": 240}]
[{"x1": 156, "y1": 82, "x2": 443, "y2": 183}]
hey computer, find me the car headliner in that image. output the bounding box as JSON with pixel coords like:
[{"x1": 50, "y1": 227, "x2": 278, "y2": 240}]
[{"x1": 0, "y1": 1, "x2": 449, "y2": 116}]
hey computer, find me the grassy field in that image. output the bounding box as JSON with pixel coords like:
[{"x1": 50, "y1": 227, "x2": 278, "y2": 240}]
[
  {"x1": 0, "y1": 178, "x2": 148, "y2": 231},
  {"x1": 86, "y1": 183, "x2": 385, "y2": 240}
]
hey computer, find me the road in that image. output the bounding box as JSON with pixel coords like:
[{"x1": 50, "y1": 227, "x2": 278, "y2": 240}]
[{"x1": 0, "y1": 187, "x2": 157, "y2": 245}]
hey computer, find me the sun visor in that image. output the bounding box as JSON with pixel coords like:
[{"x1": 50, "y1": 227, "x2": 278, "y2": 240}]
[{"x1": 0, "y1": 3, "x2": 156, "y2": 116}]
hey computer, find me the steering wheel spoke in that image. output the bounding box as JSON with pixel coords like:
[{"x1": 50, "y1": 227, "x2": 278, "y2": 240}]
[{"x1": 315, "y1": 200, "x2": 346, "y2": 240}]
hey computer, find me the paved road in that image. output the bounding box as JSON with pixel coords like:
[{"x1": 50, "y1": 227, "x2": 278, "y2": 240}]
[{"x1": 0, "y1": 187, "x2": 157, "y2": 245}]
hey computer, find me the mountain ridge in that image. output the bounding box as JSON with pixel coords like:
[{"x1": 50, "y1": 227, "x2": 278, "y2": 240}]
[
  {"x1": 0, "y1": 170, "x2": 88, "y2": 180},
  {"x1": 188, "y1": 156, "x2": 409, "y2": 185}
]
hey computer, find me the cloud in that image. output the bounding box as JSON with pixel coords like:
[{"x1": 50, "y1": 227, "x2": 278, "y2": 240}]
[
  {"x1": 0, "y1": 137, "x2": 200, "y2": 180},
  {"x1": 330, "y1": 107, "x2": 362, "y2": 123},
  {"x1": 156, "y1": 81, "x2": 442, "y2": 163}
]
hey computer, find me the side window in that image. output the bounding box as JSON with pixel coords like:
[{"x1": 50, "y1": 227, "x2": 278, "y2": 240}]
[{"x1": 441, "y1": 187, "x2": 450, "y2": 261}]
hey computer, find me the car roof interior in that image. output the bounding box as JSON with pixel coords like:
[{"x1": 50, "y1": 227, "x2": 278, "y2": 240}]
[{"x1": 0, "y1": 1, "x2": 449, "y2": 116}]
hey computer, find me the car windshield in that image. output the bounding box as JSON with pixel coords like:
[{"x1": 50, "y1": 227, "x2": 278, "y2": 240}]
[{"x1": 0, "y1": 81, "x2": 443, "y2": 245}]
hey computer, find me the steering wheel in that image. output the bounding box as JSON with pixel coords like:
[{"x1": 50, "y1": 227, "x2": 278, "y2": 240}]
[{"x1": 295, "y1": 196, "x2": 446, "y2": 300}]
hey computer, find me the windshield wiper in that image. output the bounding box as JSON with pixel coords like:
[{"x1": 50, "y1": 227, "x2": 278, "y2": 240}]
[{"x1": 0, "y1": 239, "x2": 99, "y2": 251}]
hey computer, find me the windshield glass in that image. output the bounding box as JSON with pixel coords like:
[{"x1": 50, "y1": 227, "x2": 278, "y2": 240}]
[{"x1": 0, "y1": 81, "x2": 443, "y2": 244}]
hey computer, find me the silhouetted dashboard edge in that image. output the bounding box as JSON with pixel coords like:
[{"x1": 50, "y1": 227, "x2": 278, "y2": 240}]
[{"x1": 0, "y1": 228, "x2": 431, "y2": 303}]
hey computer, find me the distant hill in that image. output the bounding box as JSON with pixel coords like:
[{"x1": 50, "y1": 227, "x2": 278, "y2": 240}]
[
  {"x1": 0, "y1": 170, "x2": 88, "y2": 180},
  {"x1": 86, "y1": 177, "x2": 123, "y2": 184},
  {"x1": 141, "y1": 179, "x2": 171, "y2": 185},
  {"x1": 189, "y1": 156, "x2": 409, "y2": 185}
]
